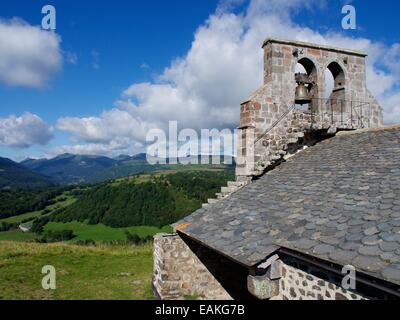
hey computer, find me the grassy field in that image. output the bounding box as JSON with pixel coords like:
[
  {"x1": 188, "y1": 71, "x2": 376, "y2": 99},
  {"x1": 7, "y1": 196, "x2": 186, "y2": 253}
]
[
  {"x1": 43, "y1": 221, "x2": 173, "y2": 242},
  {"x1": 0, "y1": 222, "x2": 173, "y2": 243},
  {"x1": 0, "y1": 230, "x2": 36, "y2": 242},
  {"x1": 0, "y1": 210, "x2": 42, "y2": 224},
  {"x1": 0, "y1": 241, "x2": 155, "y2": 300}
]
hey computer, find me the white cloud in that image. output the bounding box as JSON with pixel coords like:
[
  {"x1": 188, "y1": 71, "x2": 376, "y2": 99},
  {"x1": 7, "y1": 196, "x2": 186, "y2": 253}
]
[
  {"x1": 66, "y1": 51, "x2": 78, "y2": 65},
  {"x1": 49, "y1": 140, "x2": 132, "y2": 157},
  {"x1": 0, "y1": 18, "x2": 62, "y2": 88},
  {"x1": 0, "y1": 113, "x2": 53, "y2": 148},
  {"x1": 47, "y1": 137, "x2": 145, "y2": 157},
  {"x1": 380, "y1": 92, "x2": 400, "y2": 124},
  {"x1": 56, "y1": 106, "x2": 155, "y2": 144},
  {"x1": 56, "y1": 0, "x2": 400, "y2": 155}
]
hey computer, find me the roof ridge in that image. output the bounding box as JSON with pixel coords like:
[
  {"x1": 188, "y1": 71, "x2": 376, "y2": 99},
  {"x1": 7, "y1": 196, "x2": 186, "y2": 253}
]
[{"x1": 336, "y1": 124, "x2": 400, "y2": 136}]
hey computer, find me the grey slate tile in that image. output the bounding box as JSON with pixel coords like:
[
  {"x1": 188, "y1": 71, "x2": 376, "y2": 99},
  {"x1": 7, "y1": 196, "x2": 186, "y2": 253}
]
[{"x1": 176, "y1": 127, "x2": 400, "y2": 286}]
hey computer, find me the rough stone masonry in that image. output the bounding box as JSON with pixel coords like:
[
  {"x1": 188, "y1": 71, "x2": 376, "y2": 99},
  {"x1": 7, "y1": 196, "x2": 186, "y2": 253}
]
[
  {"x1": 153, "y1": 233, "x2": 232, "y2": 300},
  {"x1": 236, "y1": 38, "x2": 383, "y2": 180}
]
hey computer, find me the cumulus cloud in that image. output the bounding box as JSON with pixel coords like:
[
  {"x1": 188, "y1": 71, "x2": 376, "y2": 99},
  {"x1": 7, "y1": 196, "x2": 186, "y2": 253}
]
[
  {"x1": 49, "y1": 140, "x2": 134, "y2": 157},
  {"x1": 0, "y1": 18, "x2": 62, "y2": 88},
  {"x1": 380, "y1": 92, "x2": 400, "y2": 124},
  {"x1": 57, "y1": 106, "x2": 156, "y2": 144},
  {"x1": 56, "y1": 0, "x2": 400, "y2": 155},
  {"x1": 0, "y1": 113, "x2": 53, "y2": 148}
]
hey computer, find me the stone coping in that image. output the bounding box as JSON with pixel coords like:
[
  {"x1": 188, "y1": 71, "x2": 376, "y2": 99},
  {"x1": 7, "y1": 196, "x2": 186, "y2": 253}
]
[
  {"x1": 337, "y1": 124, "x2": 400, "y2": 136},
  {"x1": 262, "y1": 38, "x2": 367, "y2": 57}
]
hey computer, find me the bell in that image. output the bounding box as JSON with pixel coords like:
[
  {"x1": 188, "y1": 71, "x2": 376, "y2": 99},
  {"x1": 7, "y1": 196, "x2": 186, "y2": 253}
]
[{"x1": 295, "y1": 82, "x2": 311, "y2": 105}]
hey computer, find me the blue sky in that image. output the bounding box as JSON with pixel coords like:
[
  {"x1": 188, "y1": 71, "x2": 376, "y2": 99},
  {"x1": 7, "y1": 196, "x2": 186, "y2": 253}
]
[{"x1": 0, "y1": 0, "x2": 400, "y2": 160}]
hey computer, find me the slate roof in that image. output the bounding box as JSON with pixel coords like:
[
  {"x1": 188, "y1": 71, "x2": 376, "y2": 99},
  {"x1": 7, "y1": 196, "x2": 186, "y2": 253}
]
[{"x1": 175, "y1": 126, "x2": 400, "y2": 286}]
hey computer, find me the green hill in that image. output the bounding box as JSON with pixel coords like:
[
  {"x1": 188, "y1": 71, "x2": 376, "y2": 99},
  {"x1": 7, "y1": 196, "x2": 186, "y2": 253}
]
[
  {"x1": 0, "y1": 157, "x2": 55, "y2": 189},
  {"x1": 0, "y1": 188, "x2": 67, "y2": 220},
  {"x1": 0, "y1": 169, "x2": 233, "y2": 243},
  {"x1": 52, "y1": 170, "x2": 234, "y2": 228}
]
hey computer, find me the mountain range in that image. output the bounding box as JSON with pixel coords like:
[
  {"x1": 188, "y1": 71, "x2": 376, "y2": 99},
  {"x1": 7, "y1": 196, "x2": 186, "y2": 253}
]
[
  {"x1": 0, "y1": 153, "x2": 235, "y2": 187},
  {"x1": 21, "y1": 153, "x2": 118, "y2": 184},
  {"x1": 0, "y1": 157, "x2": 55, "y2": 189}
]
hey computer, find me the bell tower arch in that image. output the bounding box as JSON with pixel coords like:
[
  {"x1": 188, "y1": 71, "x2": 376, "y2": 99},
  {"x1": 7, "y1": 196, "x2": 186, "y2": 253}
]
[
  {"x1": 236, "y1": 38, "x2": 383, "y2": 181},
  {"x1": 294, "y1": 57, "x2": 319, "y2": 111},
  {"x1": 325, "y1": 61, "x2": 346, "y2": 100}
]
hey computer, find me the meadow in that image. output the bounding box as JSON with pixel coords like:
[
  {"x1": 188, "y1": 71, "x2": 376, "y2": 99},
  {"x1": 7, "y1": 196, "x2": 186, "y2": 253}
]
[
  {"x1": 0, "y1": 241, "x2": 155, "y2": 300},
  {"x1": 43, "y1": 221, "x2": 172, "y2": 242},
  {"x1": 0, "y1": 230, "x2": 36, "y2": 242}
]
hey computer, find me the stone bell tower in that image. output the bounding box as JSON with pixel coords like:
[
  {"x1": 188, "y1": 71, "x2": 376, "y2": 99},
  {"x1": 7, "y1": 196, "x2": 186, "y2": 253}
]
[{"x1": 235, "y1": 38, "x2": 383, "y2": 181}]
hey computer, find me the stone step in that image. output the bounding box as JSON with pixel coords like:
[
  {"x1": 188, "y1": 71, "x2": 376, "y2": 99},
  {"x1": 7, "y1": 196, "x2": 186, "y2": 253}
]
[
  {"x1": 221, "y1": 190, "x2": 232, "y2": 197},
  {"x1": 207, "y1": 198, "x2": 218, "y2": 204},
  {"x1": 221, "y1": 186, "x2": 236, "y2": 193},
  {"x1": 216, "y1": 193, "x2": 225, "y2": 199},
  {"x1": 202, "y1": 203, "x2": 210, "y2": 209},
  {"x1": 227, "y1": 181, "x2": 245, "y2": 188}
]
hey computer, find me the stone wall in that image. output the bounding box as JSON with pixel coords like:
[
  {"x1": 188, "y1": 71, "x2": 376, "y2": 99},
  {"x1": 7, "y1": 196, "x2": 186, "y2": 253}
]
[
  {"x1": 236, "y1": 38, "x2": 384, "y2": 179},
  {"x1": 248, "y1": 255, "x2": 370, "y2": 300},
  {"x1": 153, "y1": 233, "x2": 232, "y2": 300},
  {"x1": 153, "y1": 233, "x2": 379, "y2": 300},
  {"x1": 272, "y1": 262, "x2": 366, "y2": 300}
]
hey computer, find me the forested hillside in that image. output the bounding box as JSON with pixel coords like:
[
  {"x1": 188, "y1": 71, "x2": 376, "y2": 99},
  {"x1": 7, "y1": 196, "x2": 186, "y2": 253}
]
[
  {"x1": 52, "y1": 171, "x2": 234, "y2": 228},
  {"x1": 0, "y1": 169, "x2": 234, "y2": 243},
  {"x1": 0, "y1": 188, "x2": 65, "y2": 219}
]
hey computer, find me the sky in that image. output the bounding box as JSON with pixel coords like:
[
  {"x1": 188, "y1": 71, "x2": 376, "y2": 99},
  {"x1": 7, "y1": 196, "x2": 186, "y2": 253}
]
[{"x1": 0, "y1": 0, "x2": 399, "y2": 161}]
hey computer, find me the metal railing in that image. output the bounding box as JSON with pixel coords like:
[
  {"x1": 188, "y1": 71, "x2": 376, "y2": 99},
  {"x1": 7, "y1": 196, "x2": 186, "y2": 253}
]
[
  {"x1": 254, "y1": 98, "x2": 371, "y2": 145},
  {"x1": 309, "y1": 98, "x2": 371, "y2": 129}
]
